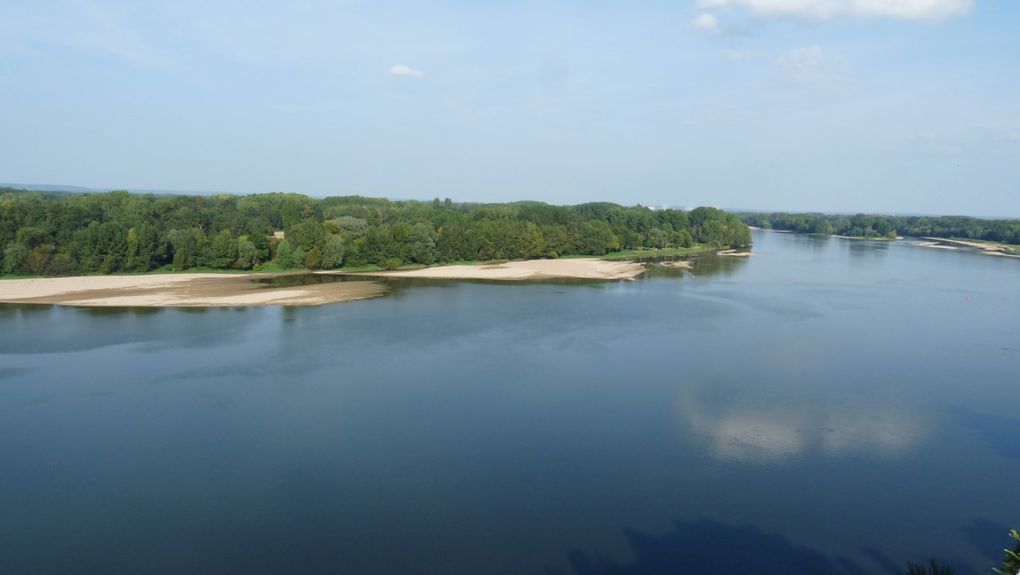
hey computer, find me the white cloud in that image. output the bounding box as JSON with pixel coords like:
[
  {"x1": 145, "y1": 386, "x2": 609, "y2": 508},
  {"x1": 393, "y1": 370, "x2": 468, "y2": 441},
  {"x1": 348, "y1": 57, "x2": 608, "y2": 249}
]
[
  {"x1": 776, "y1": 45, "x2": 825, "y2": 82},
  {"x1": 917, "y1": 130, "x2": 939, "y2": 141},
  {"x1": 1008, "y1": 131, "x2": 1020, "y2": 142},
  {"x1": 696, "y1": 0, "x2": 973, "y2": 22},
  {"x1": 690, "y1": 12, "x2": 720, "y2": 31},
  {"x1": 389, "y1": 64, "x2": 424, "y2": 78}
]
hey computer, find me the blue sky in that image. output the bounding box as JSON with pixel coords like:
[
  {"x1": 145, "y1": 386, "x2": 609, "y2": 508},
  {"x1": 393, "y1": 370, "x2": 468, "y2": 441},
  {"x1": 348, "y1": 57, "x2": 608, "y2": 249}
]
[{"x1": 0, "y1": 0, "x2": 1017, "y2": 215}]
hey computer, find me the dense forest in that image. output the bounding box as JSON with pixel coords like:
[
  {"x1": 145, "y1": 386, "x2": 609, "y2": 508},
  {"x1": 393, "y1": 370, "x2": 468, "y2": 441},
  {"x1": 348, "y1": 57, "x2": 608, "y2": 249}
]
[
  {"x1": 0, "y1": 188, "x2": 751, "y2": 277},
  {"x1": 741, "y1": 212, "x2": 1020, "y2": 243}
]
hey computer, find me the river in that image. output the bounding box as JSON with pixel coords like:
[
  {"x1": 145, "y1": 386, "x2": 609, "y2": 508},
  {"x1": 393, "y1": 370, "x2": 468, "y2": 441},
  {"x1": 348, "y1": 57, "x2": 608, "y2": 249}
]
[{"x1": 1, "y1": 230, "x2": 1018, "y2": 574}]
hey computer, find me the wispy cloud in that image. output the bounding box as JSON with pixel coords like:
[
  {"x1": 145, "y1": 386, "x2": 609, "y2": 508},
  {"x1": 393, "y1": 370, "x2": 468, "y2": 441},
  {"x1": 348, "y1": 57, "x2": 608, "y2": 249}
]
[
  {"x1": 0, "y1": 0, "x2": 172, "y2": 68},
  {"x1": 389, "y1": 64, "x2": 424, "y2": 78},
  {"x1": 1008, "y1": 131, "x2": 1020, "y2": 142},
  {"x1": 776, "y1": 45, "x2": 825, "y2": 83},
  {"x1": 690, "y1": 12, "x2": 719, "y2": 31},
  {"x1": 913, "y1": 130, "x2": 961, "y2": 153},
  {"x1": 719, "y1": 49, "x2": 757, "y2": 61},
  {"x1": 697, "y1": 0, "x2": 973, "y2": 22}
]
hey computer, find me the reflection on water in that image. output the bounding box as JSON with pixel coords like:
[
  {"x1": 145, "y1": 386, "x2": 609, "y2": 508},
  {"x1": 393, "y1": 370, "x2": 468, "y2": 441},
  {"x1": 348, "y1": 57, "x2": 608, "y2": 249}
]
[
  {"x1": 254, "y1": 272, "x2": 379, "y2": 287},
  {"x1": 677, "y1": 387, "x2": 929, "y2": 464},
  {"x1": 635, "y1": 254, "x2": 751, "y2": 280}
]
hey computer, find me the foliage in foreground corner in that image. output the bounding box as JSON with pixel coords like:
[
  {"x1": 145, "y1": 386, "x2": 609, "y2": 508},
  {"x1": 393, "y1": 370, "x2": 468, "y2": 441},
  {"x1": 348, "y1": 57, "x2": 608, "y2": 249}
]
[
  {"x1": 900, "y1": 559, "x2": 956, "y2": 575},
  {"x1": 993, "y1": 529, "x2": 1020, "y2": 575}
]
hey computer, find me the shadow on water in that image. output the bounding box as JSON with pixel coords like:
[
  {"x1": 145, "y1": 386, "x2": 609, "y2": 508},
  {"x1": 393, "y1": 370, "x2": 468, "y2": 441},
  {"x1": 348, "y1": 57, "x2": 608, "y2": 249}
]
[
  {"x1": 253, "y1": 273, "x2": 379, "y2": 287},
  {"x1": 0, "y1": 303, "x2": 267, "y2": 353},
  {"x1": 961, "y1": 518, "x2": 1012, "y2": 567},
  {"x1": 0, "y1": 367, "x2": 35, "y2": 380},
  {"x1": 82, "y1": 306, "x2": 166, "y2": 317},
  {"x1": 553, "y1": 519, "x2": 865, "y2": 575},
  {"x1": 636, "y1": 254, "x2": 751, "y2": 281},
  {"x1": 951, "y1": 409, "x2": 1020, "y2": 462},
  {"x1": 845, "y1": 239, "x2": 892, "y2": 259},
  {"x1": 556, "y1": 520, "x2": 987, "y2": 575}
]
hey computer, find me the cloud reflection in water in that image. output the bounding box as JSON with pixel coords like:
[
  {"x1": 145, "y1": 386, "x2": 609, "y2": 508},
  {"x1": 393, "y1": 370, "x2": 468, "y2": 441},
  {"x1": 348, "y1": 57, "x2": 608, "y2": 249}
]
[{"x1": 677, "y1": 389, "x2": 929, "y2": 464}]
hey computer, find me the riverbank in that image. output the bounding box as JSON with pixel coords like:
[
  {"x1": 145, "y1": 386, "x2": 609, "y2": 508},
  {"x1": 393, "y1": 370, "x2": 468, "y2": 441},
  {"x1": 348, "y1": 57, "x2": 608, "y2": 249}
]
[
  {"x1": 331, "y1": 257, "x2": 647, "y2": 281},
  {"x1": 0, "y1": 273, "x2": 386, "y2": 307}
]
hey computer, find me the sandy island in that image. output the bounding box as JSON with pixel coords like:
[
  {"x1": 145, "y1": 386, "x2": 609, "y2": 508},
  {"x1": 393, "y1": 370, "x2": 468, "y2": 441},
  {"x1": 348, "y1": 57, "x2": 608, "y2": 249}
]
[
  {"x1": 330, "y1": 258, "x2": 647, "y2": 281},
  {"x1": 0, "y1": 274, "x2": 386, "y2": 307}
]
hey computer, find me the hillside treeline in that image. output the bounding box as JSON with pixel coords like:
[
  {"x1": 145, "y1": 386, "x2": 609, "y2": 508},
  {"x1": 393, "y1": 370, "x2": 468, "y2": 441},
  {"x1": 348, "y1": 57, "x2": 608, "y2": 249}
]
[
  {"x1": 0, "y1": 189, "x2": 751, "y2": 276},
  {"x1": 742, "y1": 212, "x2": 1020, "y2": 243}
]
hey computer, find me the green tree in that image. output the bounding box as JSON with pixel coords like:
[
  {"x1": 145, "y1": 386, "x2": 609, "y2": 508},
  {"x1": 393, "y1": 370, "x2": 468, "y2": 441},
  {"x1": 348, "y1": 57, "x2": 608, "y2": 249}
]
[
  {"x1": 994, "y1": 529, "x2": 1020, "y2": 575},
  {"x1": 207, "y1": 229, "x2": 238, "y2": 269},
  {"x1": 275, "y1": 239, "x2": 302, "y2": 269},
  {"x1": 235, "y1": 235, "x2": 258, "y2": 269},
  {"x1": 320, "y1": 235, "x2": 345, "y2": 269},
  {"x1": 408, "y1": 223, "x2": 437, "y2": 265},
  {"x1": 2, "y1": 243, "x2": 28, "y2": 275}
]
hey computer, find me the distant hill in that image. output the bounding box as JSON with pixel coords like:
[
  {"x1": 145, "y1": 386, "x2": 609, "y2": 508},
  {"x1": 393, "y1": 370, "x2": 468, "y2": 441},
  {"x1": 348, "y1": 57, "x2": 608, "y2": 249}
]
[
  {"x1": 0, "y1": 183, "x2": 103, "y2": 193},
  {"x1": 0, "y1": 183, "x2": 224, "y2": 196}
]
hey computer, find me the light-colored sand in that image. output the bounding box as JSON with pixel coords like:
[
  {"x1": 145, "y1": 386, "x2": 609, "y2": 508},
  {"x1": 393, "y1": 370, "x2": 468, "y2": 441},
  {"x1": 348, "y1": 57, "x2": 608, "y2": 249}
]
[
  {"x1": 657, "y1": 260, "x2": 693, "y2": 269},
  {"x1": 333, "y1": 258, "x2": 647, "y2": 281},
  {"x1": 833, "y1": 235, "x2": 903, "y2": 241},
  {"x1": 1, "y1": 258, "x2": 649, "y2": 306},
  {"x1": 716, "y1": 249, "x2": 754, "y2": 257},
  {"x1": 919, "y1": 237, "x2": 1020, "y2": 258},
  {"x1": 0, "y1": 273, "x2": 385, "y2": 307},
  {"x1": 913, "y1": 241, "x2": 958, "y2": 250},
  {"x1": 923, "y1": 237, "x2": 1001, "y2": 251}
]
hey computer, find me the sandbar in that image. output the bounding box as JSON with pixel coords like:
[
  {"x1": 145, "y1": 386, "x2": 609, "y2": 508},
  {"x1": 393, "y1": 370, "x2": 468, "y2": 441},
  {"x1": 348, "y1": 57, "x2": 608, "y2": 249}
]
[
  {"x1": 0, "y1": 274, "x2": 386, "y2": 307},
  {"x1": 912, "y1": 241, "x2": 958, "y2": 250},
  {"x1": 657, "y1": 260, "x2": 693, "y2": 269},
  {"x1": 333, "y1": 258, "x2": 647, "y2": 281},
  {"x1": 716, "y1": 249, "x2": 754, "y2": 257},
  {"x1": 832, "y1": 235, "x2": 903, "y2": 241},
  {"x1": 919, "y1": 237, "x2": 1020, "y2": 258}
]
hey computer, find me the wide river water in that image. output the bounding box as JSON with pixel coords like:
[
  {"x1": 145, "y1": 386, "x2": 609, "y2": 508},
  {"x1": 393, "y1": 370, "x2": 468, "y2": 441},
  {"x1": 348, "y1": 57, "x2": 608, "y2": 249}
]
[{"x1": 2, "y1": 230, "x2": 1018, "y2": 575}]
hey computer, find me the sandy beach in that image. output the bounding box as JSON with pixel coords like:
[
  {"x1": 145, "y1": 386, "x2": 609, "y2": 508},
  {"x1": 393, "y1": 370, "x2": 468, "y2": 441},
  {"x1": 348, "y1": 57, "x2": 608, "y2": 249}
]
[
  {"x1": 333, "y1": 258, "x2": 647, "y2": 281},
  {"x1": 0, "y1": 274, "x2": 386, "y2": 307}
]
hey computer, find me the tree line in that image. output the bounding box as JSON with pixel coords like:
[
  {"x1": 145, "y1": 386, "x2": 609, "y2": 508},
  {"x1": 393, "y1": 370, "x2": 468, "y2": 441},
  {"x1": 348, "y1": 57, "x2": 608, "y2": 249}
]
[
  {"x1": 0, "y1": 188, "x2": 751, "y2": 276},
  {"x1": 741, "y1": 212, "x2": 1020, "y2": 243}
]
